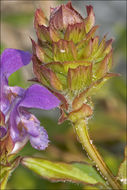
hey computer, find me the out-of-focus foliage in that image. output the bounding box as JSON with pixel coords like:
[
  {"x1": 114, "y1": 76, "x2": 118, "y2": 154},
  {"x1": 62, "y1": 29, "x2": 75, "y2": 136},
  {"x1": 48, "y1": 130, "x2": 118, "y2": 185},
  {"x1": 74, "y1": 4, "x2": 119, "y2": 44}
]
[
  {"x1": 1, "y1": 1, "x2": 126, "y2": 189},
  {"x1": 0, "y1": 44, "x2": 5, "y2": 54},
  {"x1": 2, "y1": 13, "x2": 33, "y2": 27},
  {"x1": 114, "y1": 26, "x2": 126, "y2": 56},
  {"x1": 118, "y1": 146, "x2": 127, "y2": 189}
]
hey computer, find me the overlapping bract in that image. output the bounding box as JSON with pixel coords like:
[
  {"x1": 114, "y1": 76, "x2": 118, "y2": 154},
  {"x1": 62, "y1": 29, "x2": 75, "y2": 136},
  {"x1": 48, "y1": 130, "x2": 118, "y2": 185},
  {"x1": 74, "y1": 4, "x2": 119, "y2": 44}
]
[{"x1": 32, "y1": 2, "x2": 118, "y2": 123}]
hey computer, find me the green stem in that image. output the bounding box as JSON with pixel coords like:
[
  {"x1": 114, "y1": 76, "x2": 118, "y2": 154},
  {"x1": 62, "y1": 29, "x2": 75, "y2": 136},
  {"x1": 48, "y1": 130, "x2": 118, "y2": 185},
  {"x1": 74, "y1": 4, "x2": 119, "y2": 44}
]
[{"x1": 74, "y1": 119, "x2": 121, "y2": 190}]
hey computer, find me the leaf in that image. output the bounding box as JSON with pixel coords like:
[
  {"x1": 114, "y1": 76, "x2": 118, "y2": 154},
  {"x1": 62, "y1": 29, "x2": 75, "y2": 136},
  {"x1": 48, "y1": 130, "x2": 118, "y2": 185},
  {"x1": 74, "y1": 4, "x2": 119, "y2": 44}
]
[
  {"x1": 73, "y1": 163, "x2": 105, "y2": 187},
  {"x1": 22, "y1": 157, "x2": 107, "y2": 188},
  {"x1": 117, "y1": 146, "x2": 127, "y2": 189},
  {"x1": 0, "y1": 157, "x2": 21, "y2": 190}
]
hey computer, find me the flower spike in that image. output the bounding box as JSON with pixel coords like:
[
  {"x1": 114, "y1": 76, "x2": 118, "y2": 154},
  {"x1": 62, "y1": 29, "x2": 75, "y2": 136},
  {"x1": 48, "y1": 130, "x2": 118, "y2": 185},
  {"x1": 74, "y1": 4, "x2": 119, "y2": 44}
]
[{"x1": 32, "y1": 2, "x2": 117, "y2": 119}]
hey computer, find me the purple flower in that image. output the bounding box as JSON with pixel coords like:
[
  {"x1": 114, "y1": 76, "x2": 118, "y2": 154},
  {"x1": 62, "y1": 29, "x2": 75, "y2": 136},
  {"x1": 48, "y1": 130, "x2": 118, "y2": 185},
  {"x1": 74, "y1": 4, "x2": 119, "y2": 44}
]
[{"x1": 0, "y1": 49, "x2": 60, "y2": 154}]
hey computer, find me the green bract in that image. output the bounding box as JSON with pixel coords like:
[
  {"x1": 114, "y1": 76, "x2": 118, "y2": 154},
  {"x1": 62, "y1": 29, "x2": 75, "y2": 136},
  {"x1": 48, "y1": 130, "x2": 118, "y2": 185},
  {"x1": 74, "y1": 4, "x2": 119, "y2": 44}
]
[{"x1": 32, "y1": 2, "x2": 118, "y2": 123}]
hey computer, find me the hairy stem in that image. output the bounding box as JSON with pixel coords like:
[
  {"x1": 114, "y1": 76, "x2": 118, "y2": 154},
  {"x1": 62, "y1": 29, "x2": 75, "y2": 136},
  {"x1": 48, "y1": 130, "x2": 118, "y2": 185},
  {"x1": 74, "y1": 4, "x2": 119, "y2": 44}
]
[{"x1": 74, "y1": 119, "x2": 121, "y2": 190}]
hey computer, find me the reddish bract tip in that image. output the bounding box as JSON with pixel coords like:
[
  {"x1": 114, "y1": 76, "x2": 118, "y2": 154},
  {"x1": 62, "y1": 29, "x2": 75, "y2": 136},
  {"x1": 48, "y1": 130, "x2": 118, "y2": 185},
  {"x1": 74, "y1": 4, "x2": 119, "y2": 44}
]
[
  {"x1": 49, "y1": 2, "x2": 83, "y2": 31},
  {"x1": 34, "y1": 8, "x2": 47, "y2": 29},
  {"x1": 86, "y1": 5, "x2": 94, "y2": 15}
]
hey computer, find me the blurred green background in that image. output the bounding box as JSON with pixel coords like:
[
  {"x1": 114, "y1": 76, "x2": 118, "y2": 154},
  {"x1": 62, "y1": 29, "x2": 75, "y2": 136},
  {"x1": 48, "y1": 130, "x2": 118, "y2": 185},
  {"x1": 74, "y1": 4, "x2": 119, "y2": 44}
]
[{"x1": 1, "y1": 1, "x2": 126, "y2": 189}]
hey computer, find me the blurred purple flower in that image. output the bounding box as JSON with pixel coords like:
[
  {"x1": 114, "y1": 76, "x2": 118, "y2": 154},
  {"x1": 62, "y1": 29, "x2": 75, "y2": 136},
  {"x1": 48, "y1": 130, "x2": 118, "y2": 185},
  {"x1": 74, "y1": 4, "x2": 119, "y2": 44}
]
[{"x1": 0, "y1": 49, "x2": 60, "y2": 154}]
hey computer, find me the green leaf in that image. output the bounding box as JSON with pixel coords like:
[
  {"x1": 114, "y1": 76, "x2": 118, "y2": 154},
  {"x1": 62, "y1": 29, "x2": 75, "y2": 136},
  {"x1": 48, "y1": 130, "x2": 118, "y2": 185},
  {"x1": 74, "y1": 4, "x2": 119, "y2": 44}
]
[
  {"x1": 117, "y1": 146, "x2": 127, "y2": 189},
  {"x1": 22, "y1": 157, "x2": 107, "y2": 188},
  {"x1": 0, "y1": 157, "x2": 21, "y2": 190}
]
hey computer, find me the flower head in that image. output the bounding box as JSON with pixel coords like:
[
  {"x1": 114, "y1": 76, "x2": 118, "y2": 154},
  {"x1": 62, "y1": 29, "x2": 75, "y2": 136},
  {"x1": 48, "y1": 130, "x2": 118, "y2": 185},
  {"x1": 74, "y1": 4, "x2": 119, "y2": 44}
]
[
  {"x1": 0, "y1": 49, "x2": 60, "y2": 159},
  {"x1": 32, "y1": 2, "x2": 118, "y2": 123}
]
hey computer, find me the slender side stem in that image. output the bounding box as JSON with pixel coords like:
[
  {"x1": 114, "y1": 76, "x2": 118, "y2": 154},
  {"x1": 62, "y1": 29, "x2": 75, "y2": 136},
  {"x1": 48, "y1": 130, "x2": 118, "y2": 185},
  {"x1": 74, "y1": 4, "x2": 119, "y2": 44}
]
[{"x1": 74, "y1": 119, "x2": 121, "y2": 190}]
